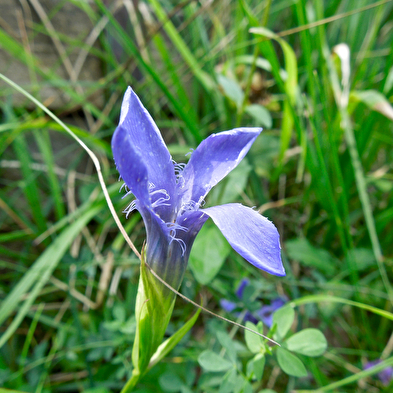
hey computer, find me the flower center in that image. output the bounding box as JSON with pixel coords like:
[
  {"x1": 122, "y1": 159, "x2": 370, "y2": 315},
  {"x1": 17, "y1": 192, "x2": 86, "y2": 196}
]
[
  {"x1": 167, "y1": 222, "x2": 188, "y2": 255},
  {"x1": 121, "y1": 181, "x2": 171, "y2": 218},
  {"x1": 178, "y1": 195, "x2": 205, "y2": 216},
  {"x1": 173, "y1": 161, "x2": 186, "y2": 188}
]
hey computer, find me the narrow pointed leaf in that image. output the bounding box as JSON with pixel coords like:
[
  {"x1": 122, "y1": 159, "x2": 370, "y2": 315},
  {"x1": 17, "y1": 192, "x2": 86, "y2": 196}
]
[{"x1": 149, "y1": 308, "x2": 201, "y2": 369}]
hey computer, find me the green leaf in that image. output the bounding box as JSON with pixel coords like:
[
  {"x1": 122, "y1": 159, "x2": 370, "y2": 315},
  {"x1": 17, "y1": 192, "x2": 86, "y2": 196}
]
[
  {"x1": 272, "y1": 305, "x2": 295, "y2": 341},
  {"x1": 217, "y1": 74, "x2": 245, "y2": 108},
  {"x1": 284, "y1": 328, "x2": 327, "y2": 357},
  {"x1": 285, "y1": 238, "x2": 337, "y2": 275},
  {"x1": 189, "y1": 224, "x2": 231, "y2": 285},
  {"x1": 245, "y1": 104, "x2": 272, "y2": 129},
  {"x1": 216, "y1": 330, "x2": 237, "y2": 364},
  {"x1": 350, "y1": 90, "x2": 393, "y2": 120},
  {"x1": 149, "y1": 308, "x2": 201, "y2": 369},
  {"x1": 340, "y1": 248, "x2": 376, "y2": 275},
  {"x1": 251, "y1": 353, "x2": 265, "y2": 381},
  {"x1": 276, "y1": 347, "x2": 307, "y2": 377},
  {"x1": 235, "y1": 55, "x2": 287, "y2": 79},
  {"x1": 198, "y1": 350, "x2": 233, "y2": 372},
  {"x1": 245, "y1": 321, "x2": 263, "y2": 354},
  {"x1": 219, "y1": 368, "x2": 237, "y2": 393},
  {"x1": 159, "y1": 372, "x2": 185, "y2": 392},
  {"x1": 238, "y1": 377, "x2": 253, "y2": 393}
]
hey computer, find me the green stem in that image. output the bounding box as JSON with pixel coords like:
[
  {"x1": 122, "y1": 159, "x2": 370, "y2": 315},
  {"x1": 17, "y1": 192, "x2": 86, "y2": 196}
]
[
  {"x1": 121, "y1": 369, "x2": 141, "y2": 393},
  {"x1": 236, "y1": 0, "x2": 272, "y2": 127},
  {"x1": 341, "y1": 109, "x2": 393, "y2": 304}
]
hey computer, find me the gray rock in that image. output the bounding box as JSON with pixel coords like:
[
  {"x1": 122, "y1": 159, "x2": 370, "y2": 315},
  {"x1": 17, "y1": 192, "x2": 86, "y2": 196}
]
[{"x1": 0, "y1": 0, "x2": 103, "y2": 109}]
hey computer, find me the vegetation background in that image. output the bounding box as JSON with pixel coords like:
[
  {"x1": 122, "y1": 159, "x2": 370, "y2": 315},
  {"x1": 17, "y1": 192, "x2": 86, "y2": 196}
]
[{"x1": 1, "y1": 0, "x2": 393, "y2": 392}]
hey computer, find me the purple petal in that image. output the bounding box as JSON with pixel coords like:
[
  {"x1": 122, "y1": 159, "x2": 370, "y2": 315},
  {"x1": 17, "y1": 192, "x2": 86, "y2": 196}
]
[
  {"x1": 364, "y1": 360, "x2": 381, "y2": 370},
  {"x1": 271, "y1": 297, "x2": 286, "y2": 311},
  {"x1": 379, "y1": 367, "x2": 393, "y2": 385},
  {"x1": 243, "y1": 311, "x2": 259, "y2": 324},
  {"x1": 235, "y1": 278, "x2": 250, "y2": 299},
  {"x1": 201, "y1": 204, "x2": 285, "y2": 276},
  {"x1": 112, "y1": 130, "x2": 150, "y2": 207},
  {"x1": 257, "y1": 305, "x2": 274, "y2": 327},
  {"x1": 175, "y1": 210, "x2": 209, "y2": 256},
  {"x1": 137, "y1": 204, "x2": 187, "y2": 289},
  {"x1": 220, "y1": 299, "x2": 237, "y2": 313},
  {"x1": 364, "y1": 360, "x2": 393, "y2": 385},
  {"x1": 256, "y1": 298, "x2": 285, "y2": 327},
  {"x1": 112, "y1": 87, "x2": 177, "y2": 218},
  {"x1": 179, "y1": 128, "x2": 261, "y2": 205}
]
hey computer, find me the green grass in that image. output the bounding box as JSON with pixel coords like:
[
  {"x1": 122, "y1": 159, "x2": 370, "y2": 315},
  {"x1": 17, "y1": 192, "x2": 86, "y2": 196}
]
[{"x1": 1, "y1": 0, "x2": 393, "y2": 391}]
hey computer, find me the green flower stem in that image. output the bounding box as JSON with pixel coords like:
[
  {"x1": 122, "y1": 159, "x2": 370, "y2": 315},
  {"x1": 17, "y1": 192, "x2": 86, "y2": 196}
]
[
  {"x1": 120, "y1": 370, "x2": 141, "y2": 393},
  {"x1": 121, "y1": 251, "x2": 177, "y2": 392}
]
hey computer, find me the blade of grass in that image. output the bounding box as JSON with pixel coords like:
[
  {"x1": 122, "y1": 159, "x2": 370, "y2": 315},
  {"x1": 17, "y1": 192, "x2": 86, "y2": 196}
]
[
  {"x1": 352, "y1": 1, "x2": 387, "y2": 85},
  {"x1": 150, "y1": 31, "x2": 199, "y2": 128},
  {"x1": 291, "y1": 294, "x2": 393, "y2": 321},
  {"x1": 320, "y1": 356, "x2": 393, "y2": 391},
  {"x1": 0, "y1": 204, "x2": 101, "y2": 349},
  {"x1": 236, "y1": 0, "x2": 272, "y2": 126},
  {"x1": 0, "y1": 195, "x2": 35, "y2": 233},
  {"x1": 295, "y1": 356, "x2": 393, "y2": 392},
  {"x1": 148, "y1": 0, "x2": 215, "y2": 92},
  {"x1": 341, "y1": 109, "x2": 393, "y2": 303},
  {"x1": 33, "y1": 129, "x2": 66, "y2": 220},
  {"x1": 327, "y1": 44, "x2": 393, "y2": 304},
  {"x1": 93, "y1": 0, "x2": 201, "y2": 142},
  {"x1": 19, "y1": 304, "x2": 44, "y2": 371},
  {"x1": 12, "y1": 134, "x2": 47, "y2": 234},
  {"x1": 249, "y1": 26, "x2": 301, "y2": 181}
]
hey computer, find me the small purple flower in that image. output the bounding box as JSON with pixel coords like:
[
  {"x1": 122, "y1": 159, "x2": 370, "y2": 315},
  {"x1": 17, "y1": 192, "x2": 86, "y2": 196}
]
[
  {"x1": 220, "y1": 299, "x2": 237, "y2": 313},
  {"x1": 220, "y1": 280, "x2": 249, "y2": 314},
  {"x1": 221, "y1": 279, "x2": 285, "y2": 327},
  {"x1": 235, "y1": 278, "x2": 250, "y2": 299},
  {"x1": 256, "y1": 297, "x2": 286, "y2": 327},
  {"x1": 364, "y1": 360, "x2": 393, "y2": 385},
  {"x1": 112, "y1": 87, "x2": 285, "y2": 289},
  {"x1": 243, "y1": 311, "x2": 259, "y2": 325}
]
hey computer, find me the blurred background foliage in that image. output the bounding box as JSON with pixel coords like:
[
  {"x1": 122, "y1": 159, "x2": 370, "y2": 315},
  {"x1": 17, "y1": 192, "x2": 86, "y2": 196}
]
[{"x1": 1, "y1": 0, "x2": 393, "y2": 391}]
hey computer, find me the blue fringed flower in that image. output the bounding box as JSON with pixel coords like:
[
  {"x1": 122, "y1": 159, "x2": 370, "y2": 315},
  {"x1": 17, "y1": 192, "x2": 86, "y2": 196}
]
[{"x1": 112, "y1": 87, "x2": 285, "y2": 290}]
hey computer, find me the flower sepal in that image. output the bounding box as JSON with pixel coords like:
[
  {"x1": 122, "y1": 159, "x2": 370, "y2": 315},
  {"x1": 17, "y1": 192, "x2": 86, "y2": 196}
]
[
  {"x1": 127, "y1": 248, "x2": 200, "y2": 390},
  {"x1": 132, "y1": 249, "x2": 177, "y2": 377},
  {"x1": 148, "y1": 304, "x2": 201, "y2": 370}
]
